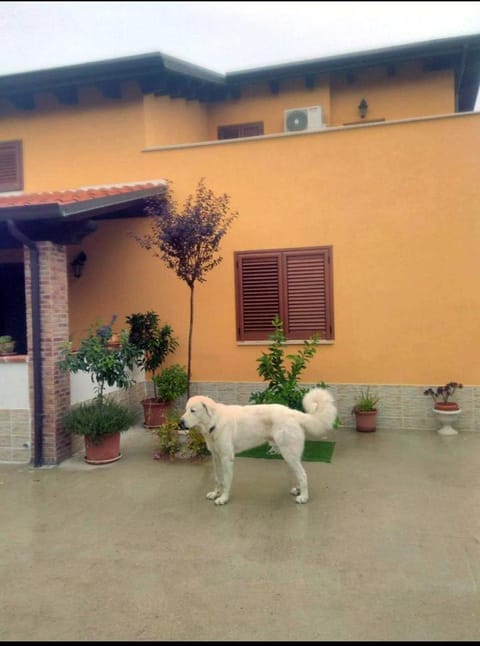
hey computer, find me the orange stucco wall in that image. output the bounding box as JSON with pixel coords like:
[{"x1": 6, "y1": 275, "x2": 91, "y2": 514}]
[
  {"x1": 0, "y1": 66, "x2": 476, "y2": 387},
  {"x1": 63, "y1": 113, "x2": 480, "y2": 387},
  {"x1": 143, "y1": 95, "x2": 209, "y2": 146},
  {"x1": 330, "y1": 63, "x2": 454, "y2": 125}
]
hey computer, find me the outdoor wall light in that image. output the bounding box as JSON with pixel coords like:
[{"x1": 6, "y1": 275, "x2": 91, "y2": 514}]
[
  {"x1": 71, "y1": 251, "x2": 87, "y2": 278},
  {"x1": 358, "y1": 98, "x2": 368, "y2": 119}
]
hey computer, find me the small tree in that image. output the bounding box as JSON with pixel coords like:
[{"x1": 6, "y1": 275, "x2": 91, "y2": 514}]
[{"x1": 133, "y1": 178, "x2": 238, "y2": 396}]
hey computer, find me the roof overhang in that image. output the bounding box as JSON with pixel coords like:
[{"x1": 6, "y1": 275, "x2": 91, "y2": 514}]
[
  {"x1": 0, "y1": 182, "x2": 167, "y2": 249},
  {"x1": 226, "y1": 34, "x2": 480, "y2": 112},
  {"x1": 0, "y1": 34, "x2": 478, "y2": 110}
]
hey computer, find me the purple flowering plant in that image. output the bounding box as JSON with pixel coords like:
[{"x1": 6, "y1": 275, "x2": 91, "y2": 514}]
[{"x1": 423, "y1": 382, "x2": 463, "y2": 404}]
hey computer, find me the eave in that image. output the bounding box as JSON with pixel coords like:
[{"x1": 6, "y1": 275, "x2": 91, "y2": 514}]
[
  {"x1": 0, "y1": 181, "x2": 167, "y2": 248},
  {"x1": 0, "y1": 33, "x2": 478, "y2": 110}
]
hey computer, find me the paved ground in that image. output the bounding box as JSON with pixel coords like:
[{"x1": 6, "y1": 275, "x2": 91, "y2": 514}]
[{"x1": 1, "y1": 425, "x2": 480, "y2": 641}]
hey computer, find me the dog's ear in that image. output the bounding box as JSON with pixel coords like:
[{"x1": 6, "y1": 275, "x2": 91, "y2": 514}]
[{"x1": 201, "y1": 401, "x2": 213, "y2": 418}]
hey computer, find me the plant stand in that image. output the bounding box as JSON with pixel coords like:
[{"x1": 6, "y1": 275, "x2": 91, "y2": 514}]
[{"x1": 433, "y1": 408, "x2": 461, "y2": 436}]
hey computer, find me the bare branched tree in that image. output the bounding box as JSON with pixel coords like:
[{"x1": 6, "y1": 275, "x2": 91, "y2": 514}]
[{"x1": 133, "y1": 178, "x2": 238, "y2": 396}]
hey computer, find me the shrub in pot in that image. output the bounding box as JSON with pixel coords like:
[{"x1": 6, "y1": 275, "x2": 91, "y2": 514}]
[
  {"x1": 125, "y1": 311, "x2": 179, "y2": 427},
  {"x1": 0, "y1": 335, "x2": 16, "y2": 355},
  {"x1": 352, "y1": 387, "x2": 379, "y2": 433},
  {"x1": 144, "y1": 363, "x2": 189, "y2": 428},
  {"x1": 58, "y1": 318, "x2": 141, "y2": 464},
  {"x1": 153, "y1": 407, "x2": 209, "y2": 462},
  {"x1": 423, "y1": 382, "x2": 463, "y2": 411},
  {"x1": 63, "y1": 398, "x2": 138, "y2": 464}
]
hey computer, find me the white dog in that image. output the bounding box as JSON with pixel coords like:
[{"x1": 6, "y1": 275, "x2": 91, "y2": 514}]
[{"x1": 179, "y1": 388, "x2": 337, "y2": 505}]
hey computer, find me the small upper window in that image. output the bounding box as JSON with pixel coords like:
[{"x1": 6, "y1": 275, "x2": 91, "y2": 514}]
[
  {"x1": 0, "y1": 141, "x2": 23, "y2": 192},
  {"x1": 218, "y1": 122, "x2": 264, "y2": 140}
]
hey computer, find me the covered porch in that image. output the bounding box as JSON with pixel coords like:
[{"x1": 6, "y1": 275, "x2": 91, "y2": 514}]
[{"x1": 0, "y1": 180, "x2": 166, "y2": 465}]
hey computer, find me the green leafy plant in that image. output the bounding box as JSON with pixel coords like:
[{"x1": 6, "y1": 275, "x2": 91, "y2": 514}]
[
  {"x1": 153, "y1": 407, "x2": 208, "y2": 461},
  {"x1": 63, "y1": 398, "x2": 138, "y2": 445},
  {"x1": 423, "y1": 382, "x2": 463, "y2": 404},
  {"x1": 186, "y1": 425, "x2": 210, "y2": 458},
  {"x1": 153, "y1": 408, "x2": 182, "y2": 461},
  {"x1": 249, "y1": 315, "x2": 325, "y2": 411},
  {"x1": 151, "y1": 363, "x2": 189, "y2": 403},
  {"x1": 126, "y1": 311, "x2": 178, "y2": 400},
  {"x1": 58, "y1": 318, "x2": 142, "y2": 403},
  {"x1": 0, "y1": 335, "x2": 15, "y2": 353},
  {"x1": 352, "y1": 387, "x2": 379, "y2": 413}
]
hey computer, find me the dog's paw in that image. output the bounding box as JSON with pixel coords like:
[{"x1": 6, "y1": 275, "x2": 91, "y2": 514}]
[
  {"x1": 290, "y1": 487, "x2": 300, "y2": 496},
  {"x1": 206, "y1": 490, "x2": 221, "y2": 500},
  {"x1": 295, "y1": 494, "x2": 309, "y2": 504},
  {"x1": 214, "y1": 495, "x2": 229, "y2": 505}
]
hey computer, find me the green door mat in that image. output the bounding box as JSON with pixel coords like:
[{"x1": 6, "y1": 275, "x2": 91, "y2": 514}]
[{"x1": 237, "y1": 440, "x2": 335, "y2": 463}]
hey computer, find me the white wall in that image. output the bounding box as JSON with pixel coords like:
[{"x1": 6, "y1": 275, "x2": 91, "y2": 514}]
[
  {"x1": 0, "y1": 362, "x2": 30, "y2": 409},
  {"x1": 70, "y1": 365, "x2": 145, "y2": 404}
]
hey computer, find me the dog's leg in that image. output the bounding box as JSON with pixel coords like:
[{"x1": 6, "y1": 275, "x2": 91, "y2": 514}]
[
  {"x1": 275, "y1": 431, "x2": 309, "y2": 504},
  {"x1": 206, "y1": 452, "x2": 223, "y2": 500},
  {"x1": 213, "y1": 455, "x2": 234, "y2": 505}
]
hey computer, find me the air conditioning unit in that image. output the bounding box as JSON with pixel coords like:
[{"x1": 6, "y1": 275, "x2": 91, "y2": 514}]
[{"x1": 284, "y1": 106, "x2": 324, "y2": 133}]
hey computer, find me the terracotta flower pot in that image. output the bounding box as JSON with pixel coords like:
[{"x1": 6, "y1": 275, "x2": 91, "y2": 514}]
[
  {"x1": 354, "y1": 409, "x2": 377, "y2": 432},
  {"x1": 434, "y1": 402, "x2": 459, "y2": 411},
  {"x1": 141, "y1": 398, "x2": 172, "y2": 428},
  {"x1": 84, "y1": 432, "x2": 122, "y2": 464}
]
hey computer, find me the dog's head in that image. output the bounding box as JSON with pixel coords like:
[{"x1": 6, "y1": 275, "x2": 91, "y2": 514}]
[{"x1": 179, "y1": 395, "x2": 216, "y2": 431}]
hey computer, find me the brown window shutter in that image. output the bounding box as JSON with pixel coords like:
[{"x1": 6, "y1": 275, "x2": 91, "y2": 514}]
[
  {"x1": 218, "y1": 122, "x2": 264, "y2": 140},
  {"x1": 235, "y1": 246, "x2": 334, "y2": 341},
  {"x1": 236, "y1": 252, "x2": 281, "y2": 340},
  {"x1": 0, "y1": 141, "x2": 23, "y2": 192},
  {"x1": 284, "y1": 248, "x2": 333, "y2": 339}
]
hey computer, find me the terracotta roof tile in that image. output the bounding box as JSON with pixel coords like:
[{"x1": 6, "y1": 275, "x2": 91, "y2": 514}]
[{"x1": 0, "y1": 181, "x2": 166, "y2": 208}]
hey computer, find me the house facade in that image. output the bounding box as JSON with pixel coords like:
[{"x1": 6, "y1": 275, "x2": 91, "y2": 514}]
[{"x1": 0, "y1": 34, "x2": 479, "y2": 465}]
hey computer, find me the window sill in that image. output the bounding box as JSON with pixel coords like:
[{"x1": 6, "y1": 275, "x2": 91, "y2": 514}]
[
  {"x1": 236, "y1": 340, "x2": 334, "y2": 346},
  {"x1": 0, "y1": 354, "x2": 28, "y2": 363}
]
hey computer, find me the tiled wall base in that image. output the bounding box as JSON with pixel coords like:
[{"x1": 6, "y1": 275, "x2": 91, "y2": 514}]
[
  {"x1": 2, "y1": 381, "x2": 478, "y2": 464},
  {"x1": 0, "y1": 409, "x2": 31, "y2": 462},
  {"x1": 188, "y1": 383, "x2": 480, "y2": 433}
]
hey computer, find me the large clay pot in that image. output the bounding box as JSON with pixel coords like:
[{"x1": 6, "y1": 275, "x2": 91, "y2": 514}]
[
  {"x1": 84, "y1": 432, "x2": 122, "y2": 464},
  {"x1": 141, "y1": 398, "x2": 172, "y2": 428}
]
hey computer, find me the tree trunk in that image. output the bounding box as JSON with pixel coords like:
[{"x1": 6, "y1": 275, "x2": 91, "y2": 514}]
[{"x1": 187, "y1": 284, "x2": 194, "y2": 398}]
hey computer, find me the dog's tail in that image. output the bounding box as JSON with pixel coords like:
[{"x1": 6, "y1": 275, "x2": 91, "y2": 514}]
[{"x1": 301, "y1": 387, "x2": 337, "y2": 438}]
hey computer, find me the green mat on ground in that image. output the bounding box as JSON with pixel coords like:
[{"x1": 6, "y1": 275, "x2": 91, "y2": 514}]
[{"x1": 237, "y1": 440, "x2": 335, "y2": 463}]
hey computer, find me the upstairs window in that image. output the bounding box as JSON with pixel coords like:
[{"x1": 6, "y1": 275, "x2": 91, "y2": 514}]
[
  {"x1": 0, "y1": 141, "x2": 23, "y2": 192},
  {"x1": 218, "y1": 122, "x2": 264, "y2": 140},
  {"x1": 235, "y1": 246, "x2": 334, "y2": 341}
]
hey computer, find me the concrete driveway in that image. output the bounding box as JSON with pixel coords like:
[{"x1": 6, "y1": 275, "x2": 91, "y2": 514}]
[{"x1": 1, "y1": 425, "x2": 480, "y2": 641}]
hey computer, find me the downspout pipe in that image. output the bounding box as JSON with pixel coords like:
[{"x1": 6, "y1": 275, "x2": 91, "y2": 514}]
[{"x1": 6, "y1": 220, "x2": 43, "y2": 467}]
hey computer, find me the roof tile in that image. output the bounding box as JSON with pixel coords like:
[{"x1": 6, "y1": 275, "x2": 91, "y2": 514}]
[{"x1": 0, "y1": 181, "x2": 165, "y2": 208}]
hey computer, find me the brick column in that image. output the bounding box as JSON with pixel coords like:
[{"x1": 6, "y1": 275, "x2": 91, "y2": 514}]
[{"x1": 25, "y1": 242, "x2": 71, "y2": 465}]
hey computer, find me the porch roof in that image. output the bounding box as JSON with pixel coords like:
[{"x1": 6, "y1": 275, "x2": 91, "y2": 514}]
[{"x1": 0, "y1": 180, "x2": 167, "y2": 248}]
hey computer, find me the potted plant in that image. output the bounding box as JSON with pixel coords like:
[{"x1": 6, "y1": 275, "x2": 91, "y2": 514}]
[
  {"x1": 126, "y1": 311, "x2": 180, "y2": 427},
  {"x1": 0, "y1": 335, "x2": 16, "y2": 355},
  {"x1": 147, "y1": 363, "x2": 189, "y2": 428},
  {"x1": 58, "y1": 318, "x2": 141, "y2": 464},
  {"x1": 423, "y1": 382, "x2": 463, "y2": 411},
  {"x1": 153, "y1": 407, "x2": 209, "y2": 462},
  {"x1": 352, "y1": 387, "x2": 379, "y2": 432}
]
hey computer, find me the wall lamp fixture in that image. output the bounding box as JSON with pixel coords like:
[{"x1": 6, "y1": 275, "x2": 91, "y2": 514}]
[
  {"x1": 71, "y1": 251, "x2": 87, "y2": 278},
  {"x1": 358, "y1": 98, "x2": 368, "y2": 119}
]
